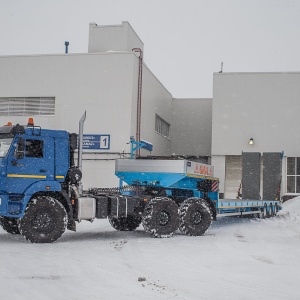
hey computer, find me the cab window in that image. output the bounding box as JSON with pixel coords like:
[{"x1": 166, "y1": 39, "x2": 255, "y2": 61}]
[{"x1": 25, "y1": 139, "x2": 43, "y2": 158}]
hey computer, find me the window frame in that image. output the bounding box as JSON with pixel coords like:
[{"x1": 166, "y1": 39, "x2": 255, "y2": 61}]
[
  {"x1": 25, "y1": 139, "x2": 44, "y2": 159},
  {"x1": 155, "y1": 114, "x2": 170, "y2": 139},
  {"x1": 286, "y1": 157, "x2": 300, "y2": 193}
]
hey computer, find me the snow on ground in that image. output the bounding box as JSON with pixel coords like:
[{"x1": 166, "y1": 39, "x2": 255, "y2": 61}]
[{"x1": 1, "y1": 198, "x2": 300, "y2": 300}]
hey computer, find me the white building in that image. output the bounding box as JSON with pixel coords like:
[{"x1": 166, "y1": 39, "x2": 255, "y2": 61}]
[
  {"x1": 212, "y1": 72, "x2": 300, "y2": 199},
  {"x1": 1, "y1": 21, "x2": 299, "y2": 200},
  {"x1": 0, "y1": 22, "x2": 212, "y2": 189}
]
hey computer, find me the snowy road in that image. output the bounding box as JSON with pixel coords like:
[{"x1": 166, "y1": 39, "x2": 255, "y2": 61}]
[{"x1": 1, "y1": 199, "x2": 300, "y2": 300}]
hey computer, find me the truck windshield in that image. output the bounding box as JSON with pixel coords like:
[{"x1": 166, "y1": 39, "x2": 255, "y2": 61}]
[{"x1": 0, "y1": 138, "x2": 13, "y2": 158}]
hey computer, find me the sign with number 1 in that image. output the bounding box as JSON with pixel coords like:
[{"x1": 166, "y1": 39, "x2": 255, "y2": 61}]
[{"x1": 82, "y1": 134, "x2": 110, "y2": 150}]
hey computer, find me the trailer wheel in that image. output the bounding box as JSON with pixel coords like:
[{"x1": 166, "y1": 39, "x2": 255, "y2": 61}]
[
  {"x1": 109, "y1": 216, "x2": 142, "y2": 231},
  {"x1": 269, "y1": 203, "x2": 275, "y2": 217},
  {"x1": 179, "y1": 198, "x2": 212, "y2": 236},
  {"x1": 0, "y1": 217, "x2": 20, "y2": 234},
  {"x1": 260, "y1": 204, "x2": 268, "y2": 219},
  {"x1": 274, "y1": 203, "x2": 279, "y2": 216},
  {"x1": 142, "y1": 197, "x2": 179, "y2": 238},
  {"x1": 18, "y1": 196, "x2": 67, "y2": 243}
]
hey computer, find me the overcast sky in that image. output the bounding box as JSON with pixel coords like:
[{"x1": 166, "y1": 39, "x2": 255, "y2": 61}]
[{"x1": 1, "y1": 0, "x2": 299, "y2": 98}]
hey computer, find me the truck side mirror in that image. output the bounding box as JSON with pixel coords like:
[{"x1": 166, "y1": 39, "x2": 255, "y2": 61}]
[
  {"x1": 15, "y1": 137, "x2": 25, "y2": 160},
  {"x1": 69, "y1": 133, "x2": 78, "y2": 151}
]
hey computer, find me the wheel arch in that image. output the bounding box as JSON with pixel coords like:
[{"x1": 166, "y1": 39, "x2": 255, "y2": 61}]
[
  {"x1": 202, "y1": 197, "x2": 217, "y2": 221},
  {"x1": 29, "y1": 191, "x2": 73, "y2": 221}
]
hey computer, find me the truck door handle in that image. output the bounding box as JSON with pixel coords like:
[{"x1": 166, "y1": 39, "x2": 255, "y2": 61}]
[
  {"x1": 40, "y1": 169, "x2": 47, "y2": 173},
  {"x1": 11, "y1": 160, "x2": 24, "y2": 167}
]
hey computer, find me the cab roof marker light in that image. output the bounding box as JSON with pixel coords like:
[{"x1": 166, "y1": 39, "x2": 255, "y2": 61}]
[{"x1": 27, "y1": 118, "x2": 34, "y2": 127}]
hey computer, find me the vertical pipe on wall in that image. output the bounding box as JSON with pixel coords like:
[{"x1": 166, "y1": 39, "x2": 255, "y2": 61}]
[
  {"x1": 132, "y1": 48, "x2": 143, "y2": 156},
  {"x1": 65, "y1": 41, "x2": 69, "y2": 54}
]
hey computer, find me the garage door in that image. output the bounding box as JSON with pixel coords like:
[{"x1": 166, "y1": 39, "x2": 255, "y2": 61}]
[{"x1": 225, "y1": 155, "x2": 242, "y2": 199}]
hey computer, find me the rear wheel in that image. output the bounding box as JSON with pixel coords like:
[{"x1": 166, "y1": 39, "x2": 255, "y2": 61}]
[
  {"x1": 18, "y1": 196, "x2": 67, "y2": 243},
  {"x1": 274, "y1": 203, "x2": 278, "y2": 216},
  {"x1": 179, "y1": 198, "x2": 212, "y2": 236},
  {"x1": 0, "y1": 217, "x2": 20, "y2": 234},
  {"x1": 109, "y1": 215, "x2": 142, "y2": 231},
  {"x1": 269, "y1": 203, "x2": 275, "y2": 217},
  {"x1": 261, "y1": 204, "x2": 268, "y2": 219},
  {"x1": 142, "y1": 197, "x2": 179, "y2": 238}
]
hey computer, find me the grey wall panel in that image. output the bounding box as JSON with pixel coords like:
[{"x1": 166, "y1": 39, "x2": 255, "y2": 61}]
[
  {"x1": 242, "y1": 152, "x2": 261, "y2": 199},
  {"x1": 225, "y1": 155, "x2": 242, "y2": 199},
  {"x1": 212, "y1": 72, "x2": 300, "y2": 157},
  {"x1": 263, "y1": 152, "x2": 282, "y2": 200},
  {"x1": 171, "y1": 98, "x2": 212, "y2": 156}
]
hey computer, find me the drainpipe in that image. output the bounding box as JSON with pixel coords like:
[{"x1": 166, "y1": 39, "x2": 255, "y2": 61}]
[{"x1": 132, "y1": 48, "x2": 143, "y2": 156}]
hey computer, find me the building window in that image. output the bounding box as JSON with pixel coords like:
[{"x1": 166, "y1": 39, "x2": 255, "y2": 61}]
[
  {"x1": 0, "y1": 97, "x2": 55, "y2": 116},
  {"x1": 287, "y1": 157, "x2": 300, "y2": 193},
  {"x1": 155, "y1": 114, "x2": 170, "y2": 138}
]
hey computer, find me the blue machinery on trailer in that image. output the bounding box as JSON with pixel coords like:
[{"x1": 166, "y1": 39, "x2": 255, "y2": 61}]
[
  {"x1": 115, "y1": 157, "x2": 280, "y2": 218},
  {"x1": 118, "y1": 137, "x2": 281, "y2": 218}
]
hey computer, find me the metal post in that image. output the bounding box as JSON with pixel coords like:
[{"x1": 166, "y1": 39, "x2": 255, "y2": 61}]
[{"x1": 65, "y1": 41, "x2": 69, "y2": 54}]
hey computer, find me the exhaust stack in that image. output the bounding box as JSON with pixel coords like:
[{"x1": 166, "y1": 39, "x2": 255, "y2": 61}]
[{"x1": 78, "y1": 111, "x2": 86, "y2": 194}]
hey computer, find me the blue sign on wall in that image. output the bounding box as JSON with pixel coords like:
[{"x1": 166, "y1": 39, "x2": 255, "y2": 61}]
[{"x1": 82, "y1": 134, "x2": 110, "y2": 150}]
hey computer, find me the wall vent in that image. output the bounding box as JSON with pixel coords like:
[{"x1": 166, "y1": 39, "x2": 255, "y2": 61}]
[{"x1": 0, "y1": 97, "x2": 55, "y2": 116}]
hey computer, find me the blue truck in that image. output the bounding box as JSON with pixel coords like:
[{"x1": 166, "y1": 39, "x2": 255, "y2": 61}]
[{"x1": 0, "y1": 117, "x2": 281, "y2": 243}]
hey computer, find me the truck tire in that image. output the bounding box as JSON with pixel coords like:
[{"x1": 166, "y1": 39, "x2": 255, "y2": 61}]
[
  {"x1": 260, "y1": 204, "x2": 268, "y2": 219},
  {"x1": 18, "y1": 196, "x2": 67, "y2": 243},
  {"x1": 179, "y1": 198, "x2": 212, "y2": 236},
  {"x1": 0, "y1": 217, "x2": 20, "y2": 234},
  {"x1": 109, "y1": 216, "x2": 142, "y2": 231},
  {"x1": 274, "y1": 203, "x2": 279, "y2": 216},
  {"x1": 142, "y1": 197, "x2": 179, "y2": 238},
  {"x1": 269, "y1": 203, "x2": 275, "y2": 217}
]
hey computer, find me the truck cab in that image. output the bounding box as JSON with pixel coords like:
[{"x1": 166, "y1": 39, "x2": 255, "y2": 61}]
[
  {"x1": 0, "y1": 120, "x2": 73, "y2": 218},
  {"x1": 0, "y1": 120, "x2": 82, "y2": 243}
]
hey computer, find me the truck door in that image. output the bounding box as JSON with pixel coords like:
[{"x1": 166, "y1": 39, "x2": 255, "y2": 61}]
[{"x1": 6, "y1": 136, "x2": 55, "y2": 194}]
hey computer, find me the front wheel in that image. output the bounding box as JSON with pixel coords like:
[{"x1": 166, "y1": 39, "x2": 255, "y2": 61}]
[
  {"x1": 0, "y1": 217, "x2": 20, "y2": 234},
  {"x1": 179, "y1": 198, "x2": 212, "y2": 236},
  {"x1": 18, "y1": 196, "x2": 67, "y2": 243},
  {"x1": 142, "y1": 197, "x2": 179, "y2": 238},
  {"x1": 109, "y1": 215, "x2": 142, "y2": 231}
]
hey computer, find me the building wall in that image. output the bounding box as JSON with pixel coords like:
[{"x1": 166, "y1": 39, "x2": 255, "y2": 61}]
[
  {"x1": 212, "y1": 72, "x2": 300, "y2": 156},
  {"x1": 171, "y1": 98, "x2": 212, "y2": 156},
  {"x1": 0, "y1": 52, "x2": 138, "y2": 188},
  {"x1": 88, "y1": 21, "x2": 144, "y2": 53},
  {"x1": 212, "y1": 72, "x2": 300, "y2": 196},
  {"x1": 139, "y1": 64, "x2": 173, "y2": 157},
  {"x1": 211, "y1": 155, "x2": 226, "y2": 195},
  {"x1": 0, "y1": 51, "x2": 179, "y2": 188}
]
